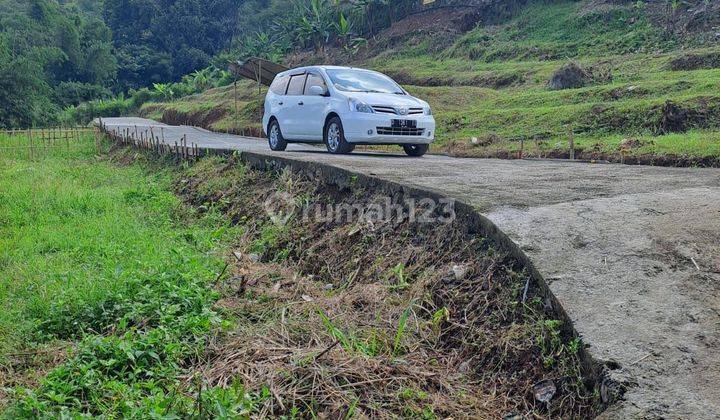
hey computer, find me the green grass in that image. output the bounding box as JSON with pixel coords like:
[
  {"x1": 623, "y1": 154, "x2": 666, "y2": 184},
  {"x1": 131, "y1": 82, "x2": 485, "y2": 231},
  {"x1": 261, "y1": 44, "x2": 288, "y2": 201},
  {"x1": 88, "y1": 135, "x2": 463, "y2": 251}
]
[
  {"x1": 445, "y1": 1, "x2": 671, "y2": 61},
  {"x1": 0, "y1": 142, "x2": 263, "y2": 417}
]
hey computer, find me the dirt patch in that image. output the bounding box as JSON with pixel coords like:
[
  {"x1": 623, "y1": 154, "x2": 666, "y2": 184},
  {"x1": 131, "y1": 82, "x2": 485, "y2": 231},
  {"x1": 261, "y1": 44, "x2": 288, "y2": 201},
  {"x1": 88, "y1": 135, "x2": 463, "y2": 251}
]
[
  {"x1": 160, "y1": 107, "x2": 228, "y2": 128},
  {"x1": 548, "y1": 61, "x2": 612, "y2": 91},
  {"x1": 377, "y1": 7, "x2": 479, "y2": 47},
  {"x1": 167, "y1": 155, "x2": 605, "y2": 418},
  {"x1": 668, "y1": 51, "x2": 720, "y2": 71},
  {"x1": 583, "y1": 0, "x2": 720, "y2": 39},
  {"x1": 445, "y1": 143, "x2": 720, "y2": 168},
  {"x1": 618, "y1": 137, "x2": 652, "y2": 152},
  {"x1": 142, "y1": 102, "x2": 264, "y2": 137},
  {"x1": 386, "y1": 68, "x2": 524, "y2": 88},
  {"x1": 286, "y1": 2, "x2": 534, "y2": 69}
]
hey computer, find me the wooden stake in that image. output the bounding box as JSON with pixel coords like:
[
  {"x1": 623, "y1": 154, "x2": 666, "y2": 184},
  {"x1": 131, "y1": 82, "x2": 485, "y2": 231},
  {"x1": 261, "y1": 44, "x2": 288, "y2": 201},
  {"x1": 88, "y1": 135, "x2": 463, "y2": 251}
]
[
  {"x1": 234, "y1": 80, "x2": 238, "y2": 133},
  {"x1": 568, "y1": 126, "x2": 575, "y2": 160},
  {"x1": 28, "y1": 129, "x2": 34, "y2": 160},
  {"x1": 94, "y1": 127, "x2": 99, "y2": 154}
]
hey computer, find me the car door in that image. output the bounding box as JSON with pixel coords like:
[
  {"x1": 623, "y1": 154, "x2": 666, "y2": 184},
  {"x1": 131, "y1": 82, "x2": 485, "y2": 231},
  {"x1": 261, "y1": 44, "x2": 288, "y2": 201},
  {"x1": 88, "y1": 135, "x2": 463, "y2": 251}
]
[
  {"x1": 281, "y1": 73, "x2": 307, "y2": 138},
  {"x1": 297, "y1": 72, "x2": 329, "y2": 141},
  {"x1": 267, "y1": 74, "x2": 290, "y2": 131}
]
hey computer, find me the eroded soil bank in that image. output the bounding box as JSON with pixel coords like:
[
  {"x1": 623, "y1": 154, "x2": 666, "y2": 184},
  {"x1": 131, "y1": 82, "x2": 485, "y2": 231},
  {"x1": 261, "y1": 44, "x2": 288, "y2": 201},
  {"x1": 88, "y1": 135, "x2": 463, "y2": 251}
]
[{"x1": 145, "y1": 149, "x2": 608, "y2": 418}]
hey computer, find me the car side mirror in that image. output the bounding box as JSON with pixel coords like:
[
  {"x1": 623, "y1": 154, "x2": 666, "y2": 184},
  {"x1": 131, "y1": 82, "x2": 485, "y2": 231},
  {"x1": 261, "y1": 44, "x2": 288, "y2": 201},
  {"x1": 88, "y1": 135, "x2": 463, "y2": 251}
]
[{"x1": 309, "y1": 85, "x2": 327, "y2": 96}]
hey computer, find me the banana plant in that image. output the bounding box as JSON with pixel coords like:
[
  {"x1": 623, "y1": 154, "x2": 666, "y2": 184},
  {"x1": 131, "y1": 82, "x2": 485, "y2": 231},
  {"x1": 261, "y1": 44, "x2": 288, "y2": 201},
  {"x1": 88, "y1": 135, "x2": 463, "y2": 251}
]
[{"x1": 152, "y1": 83, "x2": 173, "y2": 100}]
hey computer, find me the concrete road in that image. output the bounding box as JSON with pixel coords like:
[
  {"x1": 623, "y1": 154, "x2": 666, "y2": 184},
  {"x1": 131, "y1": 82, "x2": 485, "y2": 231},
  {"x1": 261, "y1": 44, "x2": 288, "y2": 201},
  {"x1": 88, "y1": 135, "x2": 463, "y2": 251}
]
[{"x1": 100, "y1": 118, "x2": 720, "y2": 419}]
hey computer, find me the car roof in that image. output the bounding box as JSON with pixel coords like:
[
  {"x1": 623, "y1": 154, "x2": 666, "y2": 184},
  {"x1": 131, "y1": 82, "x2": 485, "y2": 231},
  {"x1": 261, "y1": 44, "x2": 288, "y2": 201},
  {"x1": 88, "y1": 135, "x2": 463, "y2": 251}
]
[{"x1": 277, "y1": 65, "x2": 377, "y2": 77}]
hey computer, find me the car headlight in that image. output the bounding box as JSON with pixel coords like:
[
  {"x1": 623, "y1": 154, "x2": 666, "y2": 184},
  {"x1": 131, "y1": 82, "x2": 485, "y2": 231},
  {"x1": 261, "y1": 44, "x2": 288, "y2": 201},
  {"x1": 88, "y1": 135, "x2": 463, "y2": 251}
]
[
  {"x1": 349, "y1": 98, "x2": 374, "y2": 113},
  {"x1": 425, "y1": 107, "x2": 432, "y2": 116}
]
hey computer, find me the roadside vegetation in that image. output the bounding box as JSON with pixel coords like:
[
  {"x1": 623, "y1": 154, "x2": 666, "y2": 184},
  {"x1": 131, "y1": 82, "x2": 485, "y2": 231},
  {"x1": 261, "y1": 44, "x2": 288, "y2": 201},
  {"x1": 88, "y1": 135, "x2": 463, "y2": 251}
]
[
  {"x1": 0, "y1": 140, "x2": 603, "y2": 417},
  {"x1": 0, "y1": 138, "x2": 247, "y2": 416}
]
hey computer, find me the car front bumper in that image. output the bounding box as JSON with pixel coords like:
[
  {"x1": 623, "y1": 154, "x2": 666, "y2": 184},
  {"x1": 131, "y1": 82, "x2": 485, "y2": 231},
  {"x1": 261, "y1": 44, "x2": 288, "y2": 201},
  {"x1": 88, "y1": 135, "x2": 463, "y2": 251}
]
[{"x1": 341, "y1": 113, "x2": 436, "y2": 145}]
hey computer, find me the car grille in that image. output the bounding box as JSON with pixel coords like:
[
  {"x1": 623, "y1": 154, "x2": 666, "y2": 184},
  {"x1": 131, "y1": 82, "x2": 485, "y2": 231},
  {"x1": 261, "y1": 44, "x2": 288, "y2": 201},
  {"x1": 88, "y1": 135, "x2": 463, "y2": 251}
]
[
  {"x1": 372, "y1": 105, "x2": 424, "y2": 115},
  {"x1": 376, "y1": 127, "x2": 426, "y2": 136}
]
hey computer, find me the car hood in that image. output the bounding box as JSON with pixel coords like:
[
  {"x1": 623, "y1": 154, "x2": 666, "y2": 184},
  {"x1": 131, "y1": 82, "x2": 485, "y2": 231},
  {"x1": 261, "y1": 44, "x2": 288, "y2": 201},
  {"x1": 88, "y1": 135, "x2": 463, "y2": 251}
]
[{"x1": 342, "y1": 92, "x2": 427, "y2": 108}]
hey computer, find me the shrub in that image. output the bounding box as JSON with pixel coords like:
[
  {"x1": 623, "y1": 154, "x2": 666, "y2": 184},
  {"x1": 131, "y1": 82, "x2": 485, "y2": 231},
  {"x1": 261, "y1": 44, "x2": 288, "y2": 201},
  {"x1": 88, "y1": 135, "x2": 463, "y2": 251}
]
[
  {"x1": 53, "y1": 82, "x2": 112, "y2": 109},
  {"x1": 59, "y1": 96, "x2": 135, "y2": 126}
]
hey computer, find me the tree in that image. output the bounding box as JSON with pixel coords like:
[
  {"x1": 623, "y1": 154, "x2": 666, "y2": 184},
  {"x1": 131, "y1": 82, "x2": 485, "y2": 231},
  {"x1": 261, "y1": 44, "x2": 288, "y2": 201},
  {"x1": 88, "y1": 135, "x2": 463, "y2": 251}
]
[{"x1": 0, "y1": 36, "x2": 54, "y2": 128}]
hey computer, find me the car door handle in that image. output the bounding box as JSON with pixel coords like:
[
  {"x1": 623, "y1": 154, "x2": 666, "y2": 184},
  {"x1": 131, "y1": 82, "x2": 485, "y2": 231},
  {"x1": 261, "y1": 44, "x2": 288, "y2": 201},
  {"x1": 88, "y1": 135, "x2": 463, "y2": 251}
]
[{"x1": 298, "y1": 101, "x2": 304, "y2": 106}]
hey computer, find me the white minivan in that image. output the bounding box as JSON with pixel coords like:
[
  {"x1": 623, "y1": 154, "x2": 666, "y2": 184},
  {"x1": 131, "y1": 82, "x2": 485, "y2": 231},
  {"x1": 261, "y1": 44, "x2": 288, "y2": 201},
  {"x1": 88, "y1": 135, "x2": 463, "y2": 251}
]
[{"x1": 262, "y1": 66, "x2": 435, "y2": 156}]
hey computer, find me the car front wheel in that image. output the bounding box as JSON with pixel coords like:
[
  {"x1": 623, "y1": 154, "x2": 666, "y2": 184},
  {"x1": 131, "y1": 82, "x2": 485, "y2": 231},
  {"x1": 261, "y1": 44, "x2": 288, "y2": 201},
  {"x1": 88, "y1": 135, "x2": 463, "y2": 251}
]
[
  {"x1": 403, "y1": 144, "x2": 428, "y2": 157},
  {"x1": 324, "y1": 117, "x2": 354, "y2": 154},
  {"x1": 268, "y1": 120, "x2": 287, "y2": 151}
]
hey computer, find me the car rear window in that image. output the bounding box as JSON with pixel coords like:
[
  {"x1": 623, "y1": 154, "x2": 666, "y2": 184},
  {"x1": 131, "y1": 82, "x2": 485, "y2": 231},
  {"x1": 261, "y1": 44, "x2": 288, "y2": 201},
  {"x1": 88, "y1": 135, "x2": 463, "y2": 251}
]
[
  {"x1": 269, "y1": 75, "x2": 289, "y2": 95},
  {"x1": 286, "y1": 74, "x2": 306, "y2": 95}
]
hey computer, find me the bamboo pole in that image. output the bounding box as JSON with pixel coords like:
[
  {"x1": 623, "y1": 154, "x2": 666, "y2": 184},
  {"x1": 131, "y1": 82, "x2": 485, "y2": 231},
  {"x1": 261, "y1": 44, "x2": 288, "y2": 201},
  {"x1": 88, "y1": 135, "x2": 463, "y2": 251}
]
[
  {"x1": 234, "y1": 80, "x2": 238, "y2": 133},
  {"x1": 94, "y1": 127, "x2": 99, "y2": 154},
  {"x1": 28, "y1": 129, "x2": 34, "y2": 160}
]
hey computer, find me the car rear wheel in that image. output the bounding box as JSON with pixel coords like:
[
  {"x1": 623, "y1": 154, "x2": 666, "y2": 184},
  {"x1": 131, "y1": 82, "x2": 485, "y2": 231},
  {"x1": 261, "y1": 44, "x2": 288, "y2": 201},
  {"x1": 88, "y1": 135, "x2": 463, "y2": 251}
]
[
  {"x1": 268, "y1": 120, "x2": 287, "y2": 151},
  {"x1": 403, "y1": 144, "x2": 428, "y2": 157},
  {"x1": 324, "y1": 117, "x2": 354, "y2": 154}
]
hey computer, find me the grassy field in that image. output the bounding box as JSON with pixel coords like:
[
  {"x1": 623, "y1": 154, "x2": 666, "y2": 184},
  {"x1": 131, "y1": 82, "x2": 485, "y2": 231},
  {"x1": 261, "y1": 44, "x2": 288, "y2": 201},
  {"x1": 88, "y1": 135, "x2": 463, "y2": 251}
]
[
  {"x1": 0, "y1": 139, "x2": 257, "y2": 416},
  {"x1": 140, "y1": 0, "x2": 720, "y2": 165},
  {"x1": 0, "y1": 138, "x2": 603, "y2": 417}
]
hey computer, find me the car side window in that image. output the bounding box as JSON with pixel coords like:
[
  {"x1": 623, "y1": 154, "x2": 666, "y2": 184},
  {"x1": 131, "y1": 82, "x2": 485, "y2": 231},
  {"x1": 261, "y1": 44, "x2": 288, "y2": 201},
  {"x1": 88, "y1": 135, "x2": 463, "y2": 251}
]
[
  {"x1": 269, "y1": 75, "x2": 289, "y2": 95},
  {"x1": 304, "y1": 73, "x2": 327, "y2": 95},
  {"x1": 286, "y1": 74, "x2": 306, "y2": 96}
]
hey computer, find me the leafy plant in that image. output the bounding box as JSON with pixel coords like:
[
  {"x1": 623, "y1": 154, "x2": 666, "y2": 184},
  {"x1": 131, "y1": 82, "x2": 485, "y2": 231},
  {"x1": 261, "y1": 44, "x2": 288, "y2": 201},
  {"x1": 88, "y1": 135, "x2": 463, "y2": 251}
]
[
  {"x1": 390, "y1": 263, "x2": 410, "y2": 290},
  {"x1": 153, "y1": 82, "x2": 175, "y2": 100}
]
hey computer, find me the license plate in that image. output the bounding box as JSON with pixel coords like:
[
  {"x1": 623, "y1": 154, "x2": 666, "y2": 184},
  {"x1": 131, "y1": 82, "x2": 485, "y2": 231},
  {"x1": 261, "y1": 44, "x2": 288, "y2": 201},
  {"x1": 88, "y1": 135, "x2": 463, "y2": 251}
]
[{"x1": 391, "y1": 119, "x2": 417, "y2": 128}]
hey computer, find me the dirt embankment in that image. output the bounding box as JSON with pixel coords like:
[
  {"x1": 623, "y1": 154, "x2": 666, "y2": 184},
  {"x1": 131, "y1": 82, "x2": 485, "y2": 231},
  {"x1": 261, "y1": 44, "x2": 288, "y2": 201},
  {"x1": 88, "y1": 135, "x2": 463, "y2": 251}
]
[
  {"x1": 444, "y1": 140, "x2": 720, "y2": 168},
  {"x1": 139, "y1": 91, "x2": 265, "y2": 138},
  {"x1": 140, "y1": 152, "x2": 611, "y2": 418}
]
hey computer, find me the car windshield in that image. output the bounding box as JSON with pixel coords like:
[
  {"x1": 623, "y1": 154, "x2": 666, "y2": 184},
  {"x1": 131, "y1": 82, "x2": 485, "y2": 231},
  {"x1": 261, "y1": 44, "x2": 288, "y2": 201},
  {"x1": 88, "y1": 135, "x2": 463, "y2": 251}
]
[{"x1": 326, "y1": 69, "x2": 404, "y2": 94}]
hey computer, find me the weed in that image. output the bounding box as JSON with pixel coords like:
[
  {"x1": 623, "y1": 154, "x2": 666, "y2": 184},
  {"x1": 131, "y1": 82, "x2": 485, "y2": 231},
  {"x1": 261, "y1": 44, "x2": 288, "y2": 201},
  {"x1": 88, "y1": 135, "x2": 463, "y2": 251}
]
[
  {"x1": 393, "y1": 304, "x2": 413, "y2": 356},
  {"x1": 0, "y1": 145, "x2": 245, "y2": 416},
  {"x1": 389, "y1": 263, "x2": 410, "y2": 290}
]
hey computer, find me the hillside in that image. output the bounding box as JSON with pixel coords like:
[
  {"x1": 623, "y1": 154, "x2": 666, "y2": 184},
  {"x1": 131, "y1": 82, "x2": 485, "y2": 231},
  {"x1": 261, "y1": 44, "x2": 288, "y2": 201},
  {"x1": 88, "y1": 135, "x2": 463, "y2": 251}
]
[{"x1": 141, "y1": 0, "x2": 720, "y2": 165}]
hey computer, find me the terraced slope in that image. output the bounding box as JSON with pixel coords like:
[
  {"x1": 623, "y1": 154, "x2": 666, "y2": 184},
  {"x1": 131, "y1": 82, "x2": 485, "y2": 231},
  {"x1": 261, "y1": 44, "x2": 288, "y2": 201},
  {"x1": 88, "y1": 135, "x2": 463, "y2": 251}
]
[{"x1": 140, "y1": 0, "x2": 720, "y2": 165}]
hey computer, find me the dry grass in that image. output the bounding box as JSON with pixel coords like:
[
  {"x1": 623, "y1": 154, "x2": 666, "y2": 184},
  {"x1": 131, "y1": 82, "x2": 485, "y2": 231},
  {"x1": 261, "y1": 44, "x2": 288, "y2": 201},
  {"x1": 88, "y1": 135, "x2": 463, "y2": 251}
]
[
  {"x1": 173, "y1": 155, "x2": 603, "y2": 418},
  {"x1": 0, "y1": 342, "x2": 72, "y2": 409}
]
